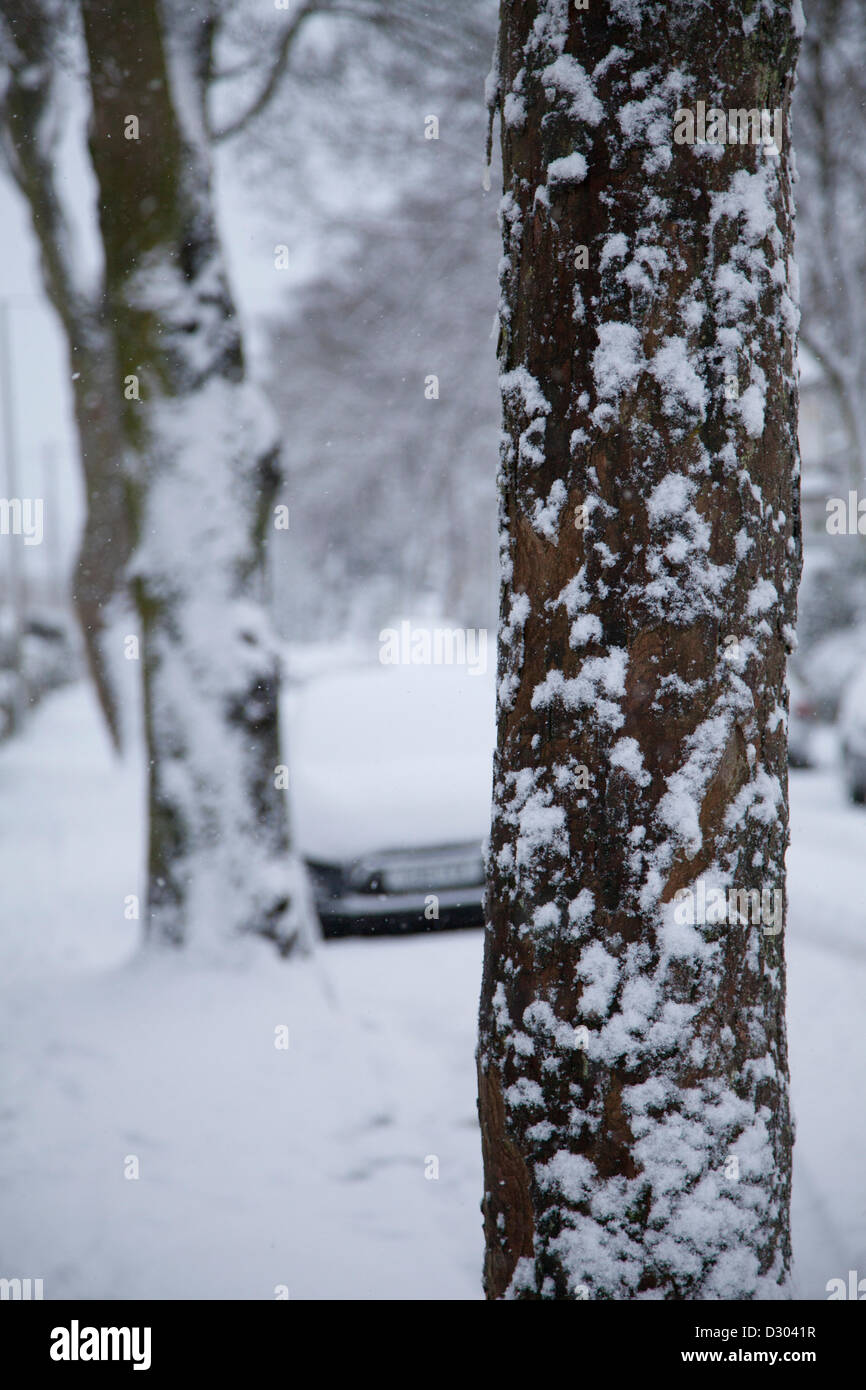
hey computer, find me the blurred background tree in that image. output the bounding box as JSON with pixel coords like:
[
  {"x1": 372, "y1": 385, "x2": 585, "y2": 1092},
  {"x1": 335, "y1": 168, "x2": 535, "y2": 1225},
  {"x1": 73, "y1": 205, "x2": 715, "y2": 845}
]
[
  {"x1": 793, "y1": 0, "x2": 866, "y2": 711},
  {"x1": 237, "y1": 0, "x2": 501, "y2": 639}
]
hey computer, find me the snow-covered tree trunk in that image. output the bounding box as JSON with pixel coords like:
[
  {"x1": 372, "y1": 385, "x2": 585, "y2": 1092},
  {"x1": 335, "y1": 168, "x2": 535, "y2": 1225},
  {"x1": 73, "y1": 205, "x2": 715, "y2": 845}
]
[
  {"x1": 478, "y1": 0, "x2": 802, "y2": 1299},
  {"x1": 78, "y1": 0, "x2": 315, "y2": 953}
]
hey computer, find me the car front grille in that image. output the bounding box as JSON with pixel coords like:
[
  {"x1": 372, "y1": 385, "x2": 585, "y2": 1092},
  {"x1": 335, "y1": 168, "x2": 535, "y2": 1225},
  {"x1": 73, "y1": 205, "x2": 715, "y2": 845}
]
[{"x1": 379, "y1": 851, "x2": 484, "y2": 894}]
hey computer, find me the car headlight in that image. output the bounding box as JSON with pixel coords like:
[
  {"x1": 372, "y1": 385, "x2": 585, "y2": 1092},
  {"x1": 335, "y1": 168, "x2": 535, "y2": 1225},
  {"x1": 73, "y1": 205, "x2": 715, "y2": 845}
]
[{"x1": 306, "y1": 861, "x2": 347, "y2": 900}]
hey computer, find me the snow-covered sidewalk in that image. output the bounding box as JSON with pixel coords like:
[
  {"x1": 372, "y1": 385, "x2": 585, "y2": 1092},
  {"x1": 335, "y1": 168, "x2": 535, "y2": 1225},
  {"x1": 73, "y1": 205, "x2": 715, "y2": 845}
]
[{"x1": 0, "y1": 683, "x2": 862, "y2": 1298}]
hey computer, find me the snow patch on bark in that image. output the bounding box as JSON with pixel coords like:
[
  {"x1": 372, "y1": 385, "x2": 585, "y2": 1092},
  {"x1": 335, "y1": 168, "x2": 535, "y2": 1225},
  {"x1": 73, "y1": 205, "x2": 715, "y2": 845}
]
[{"x1": 540, "y1": 54, "x2": 603, "y2": 125}]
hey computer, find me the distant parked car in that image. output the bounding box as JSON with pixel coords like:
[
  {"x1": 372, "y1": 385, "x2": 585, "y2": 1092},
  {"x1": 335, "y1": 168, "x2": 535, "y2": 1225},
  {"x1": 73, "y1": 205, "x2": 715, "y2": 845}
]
[
  {"x1": 0, "y1": 608, "x2": 78, "y2": 741},
  {"x1": 286, "y1": 661, "x2": 495, "y2": 935},
  {"x1": 838, "y1": 663, "x2": 866, "y2": 804},
  {"x1": 787, "y1": 667, "x2": 818, "y2": 769},
  {"x1": 801, "y1": 624, "x2": 866, "y2": 722},
  {"x1": 20, "y1": 613, "x2": 78, "y2": 699}
]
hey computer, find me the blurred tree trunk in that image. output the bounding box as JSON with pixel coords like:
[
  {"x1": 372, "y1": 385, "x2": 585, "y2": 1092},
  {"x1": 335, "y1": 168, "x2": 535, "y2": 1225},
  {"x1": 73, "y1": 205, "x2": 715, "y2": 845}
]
[
  {"x1": 0, "y1": 0, "x2": 131, "y2": 748},
  {"x1": 478, "y1": 0, "x2": 801, "y2": 1298},
  {"x1": 73, "y1": 0, "x2": 314, "y2": 952}
]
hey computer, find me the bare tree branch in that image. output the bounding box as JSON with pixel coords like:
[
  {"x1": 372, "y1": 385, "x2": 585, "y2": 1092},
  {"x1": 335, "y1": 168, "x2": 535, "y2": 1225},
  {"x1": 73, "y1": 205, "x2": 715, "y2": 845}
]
[
  {"x1": 209, "y1": 1, "x2": 324, "y2": 142},
  {"x1": 209, "y1": 0, "x2": 492, "y2": 142}
]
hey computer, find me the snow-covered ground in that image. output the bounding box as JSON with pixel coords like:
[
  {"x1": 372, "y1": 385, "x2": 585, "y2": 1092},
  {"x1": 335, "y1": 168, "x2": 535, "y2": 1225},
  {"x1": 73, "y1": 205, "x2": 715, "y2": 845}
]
[{"x1": 0, "y1": 682, "x2": 862, "y2": 1299}]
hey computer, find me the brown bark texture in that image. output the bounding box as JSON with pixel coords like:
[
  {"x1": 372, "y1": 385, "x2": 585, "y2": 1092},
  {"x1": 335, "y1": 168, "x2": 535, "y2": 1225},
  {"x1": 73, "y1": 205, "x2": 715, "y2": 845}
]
[{"x1": 479, "y1": 0, "x2": 801, "y2": 1300}]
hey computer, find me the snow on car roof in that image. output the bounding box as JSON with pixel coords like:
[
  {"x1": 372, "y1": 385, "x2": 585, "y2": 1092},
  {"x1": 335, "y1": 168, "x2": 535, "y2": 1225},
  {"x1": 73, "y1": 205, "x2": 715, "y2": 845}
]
[
  {"x1": 286, "y1": 662, "x2": 496, "y2": 862},
  {"x1": 292, "y1": 662, "x2": 496, "y2": 764}
]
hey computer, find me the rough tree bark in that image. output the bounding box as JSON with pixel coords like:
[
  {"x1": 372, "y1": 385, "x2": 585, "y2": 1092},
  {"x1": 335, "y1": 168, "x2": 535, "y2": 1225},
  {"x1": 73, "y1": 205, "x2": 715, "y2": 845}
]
[
  {"x1": 73, "y1": 0, "x2": 315, "y2": 953},
  {"x1": 479, "y1": 0, "x2": 801, "y2": 1299}
]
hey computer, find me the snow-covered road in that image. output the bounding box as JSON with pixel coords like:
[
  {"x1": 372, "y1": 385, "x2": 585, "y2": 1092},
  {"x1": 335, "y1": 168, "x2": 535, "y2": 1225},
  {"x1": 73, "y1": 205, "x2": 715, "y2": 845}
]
[
  {"x1": 787, "y1": 768, "x2": 866, "y2": 1297},
  {"x1": 0, "y1": 683, "x2": 862, "y2": 1298}
]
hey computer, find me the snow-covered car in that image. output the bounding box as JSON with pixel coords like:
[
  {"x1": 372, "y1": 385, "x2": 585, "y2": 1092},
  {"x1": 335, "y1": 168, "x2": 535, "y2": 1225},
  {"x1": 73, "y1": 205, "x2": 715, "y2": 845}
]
[
  {"x1": 800, "y1": 623, "x2": 866, "y2": 722},
  {"x1": 838, "y1": 662, "x2": 866, "y2": 804},
  {"x1": 0, "y1": 609, "x2": 78, "y2": 742},
  {"x1": 787, "y1": 667, "x2": 818, "y2": 769},
  {"x1": 287, "y1": 661, "x2": 495, "y2": 934}
]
